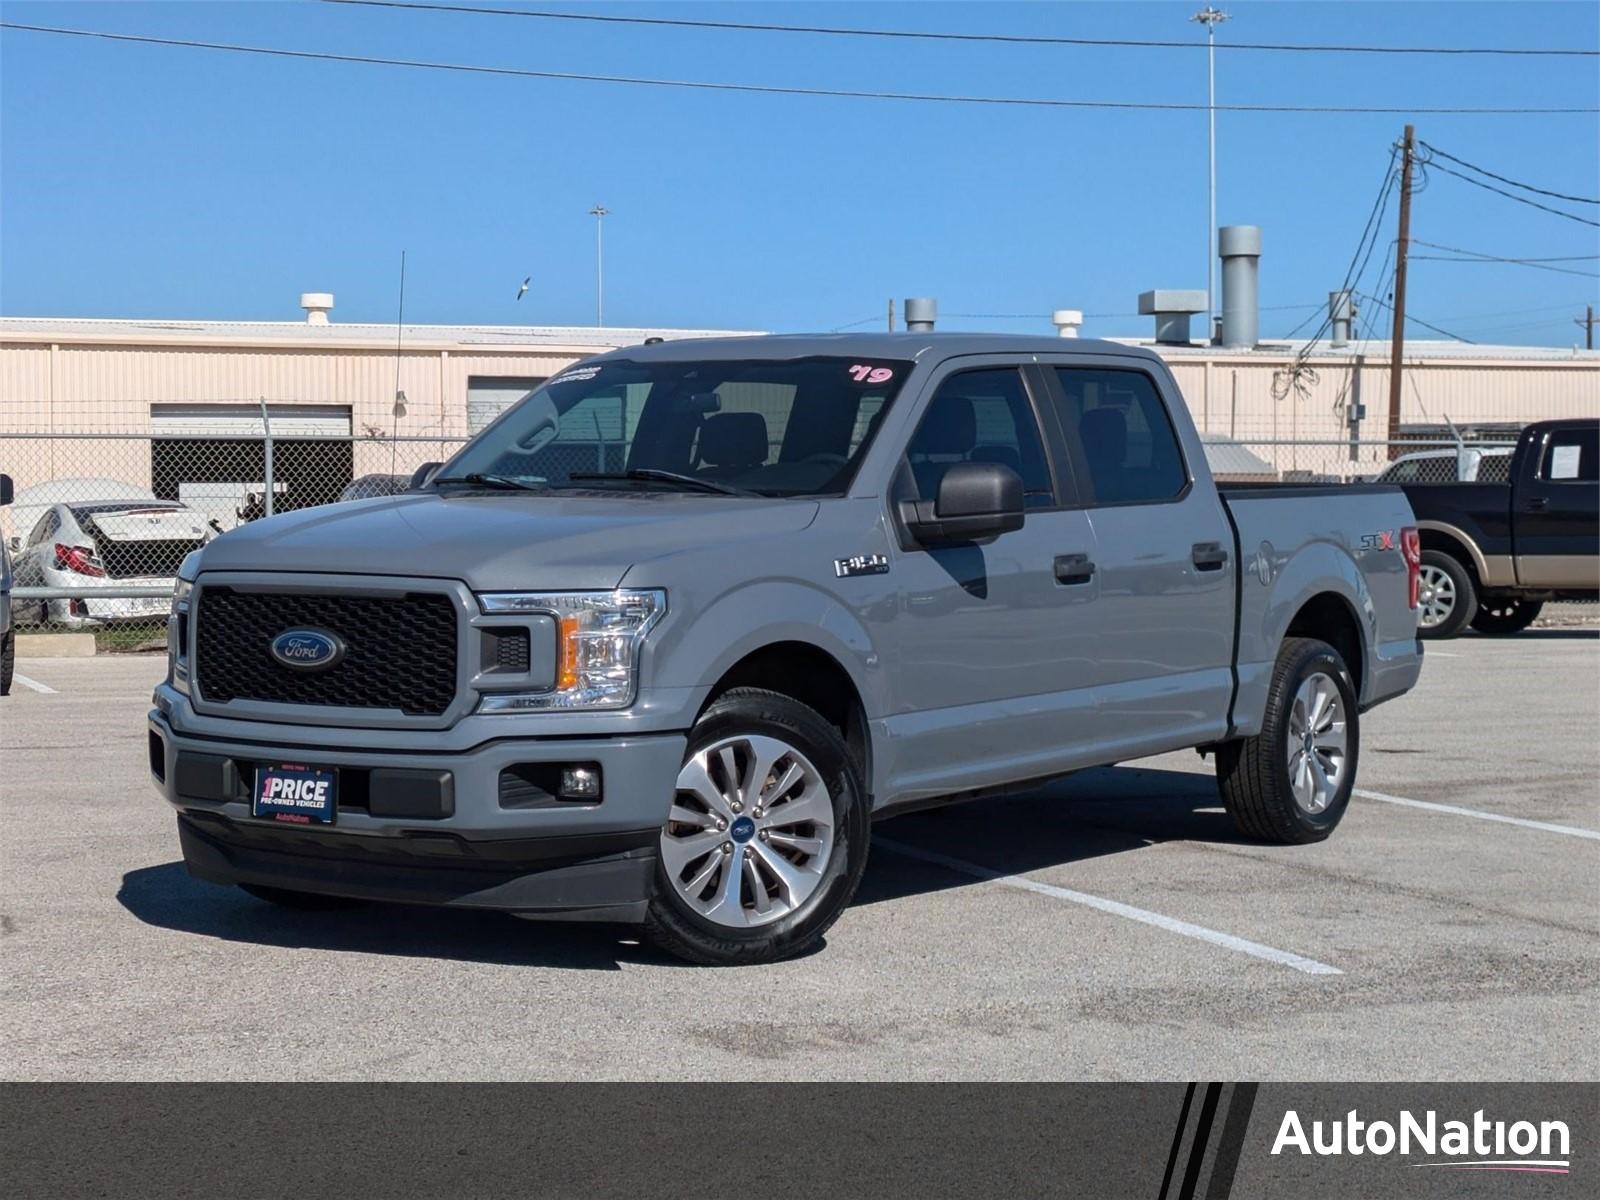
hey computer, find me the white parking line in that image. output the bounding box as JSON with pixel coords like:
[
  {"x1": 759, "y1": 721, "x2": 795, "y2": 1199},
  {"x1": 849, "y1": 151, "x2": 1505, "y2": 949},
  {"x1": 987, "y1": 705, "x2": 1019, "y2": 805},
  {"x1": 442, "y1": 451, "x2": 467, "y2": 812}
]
[
  {"x1": 10, "y1": 673, "x2": 57, "y2": 695},
  {"x1": 874, "y1": 837, "x2": 1343, "y2": 976},
  {"x1": 1355, "y1": 789, "x2": 1600, "y2": 841}
]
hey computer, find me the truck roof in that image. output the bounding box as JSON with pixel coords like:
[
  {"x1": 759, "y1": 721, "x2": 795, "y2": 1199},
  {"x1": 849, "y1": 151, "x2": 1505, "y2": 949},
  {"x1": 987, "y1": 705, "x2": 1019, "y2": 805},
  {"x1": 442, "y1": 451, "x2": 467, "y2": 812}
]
[{"x1": 607, "y1": 332, "x2": 1165, "y2": 365}]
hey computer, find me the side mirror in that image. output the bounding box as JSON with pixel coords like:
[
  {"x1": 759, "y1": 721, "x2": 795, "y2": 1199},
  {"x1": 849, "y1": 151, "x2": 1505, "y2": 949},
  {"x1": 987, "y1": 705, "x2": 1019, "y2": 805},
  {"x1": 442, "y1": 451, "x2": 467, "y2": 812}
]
[
  {"x1": 0, "y1": 474, "x2": 12, "y2": 507},
  {"x1": 409, "y1": 462, "x2": 443, "y2": 489},
  {"x1": 900, "y1": 461, "x2": 1025, "y2": 545}
]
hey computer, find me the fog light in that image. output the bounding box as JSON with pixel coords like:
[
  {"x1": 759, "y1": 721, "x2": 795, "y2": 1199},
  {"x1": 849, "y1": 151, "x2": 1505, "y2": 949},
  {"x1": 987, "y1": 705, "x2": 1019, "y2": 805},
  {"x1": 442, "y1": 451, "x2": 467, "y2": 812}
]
[{"x1": 559, "y1": 765, "x2": 601, "y2": 801}]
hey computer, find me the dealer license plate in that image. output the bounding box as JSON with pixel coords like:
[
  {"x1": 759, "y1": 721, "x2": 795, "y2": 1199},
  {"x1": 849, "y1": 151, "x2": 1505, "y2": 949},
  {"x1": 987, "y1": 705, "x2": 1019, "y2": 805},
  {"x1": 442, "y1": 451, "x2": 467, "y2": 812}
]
[{"x1": 252, "y1": 763, "x2": 337, "y2": 825}]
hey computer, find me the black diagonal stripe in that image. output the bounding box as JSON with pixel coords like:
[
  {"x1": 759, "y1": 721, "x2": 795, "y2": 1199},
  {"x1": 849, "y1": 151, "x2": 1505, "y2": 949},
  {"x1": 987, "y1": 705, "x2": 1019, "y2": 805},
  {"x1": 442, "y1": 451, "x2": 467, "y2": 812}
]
[
  {"x1": 1177, "y1": 1083, "x2": 1224, "y2": 1200},
  {"x1": 1204, "y1": 1083, "x2": 1260, "y2": 1200},
  {"x1": 1157, "y1": 1083, "x2": 1198, "y2": 1200},
  {"x1": 1158, "y1": 1088, "x2": 1196, "y2": 1196}
]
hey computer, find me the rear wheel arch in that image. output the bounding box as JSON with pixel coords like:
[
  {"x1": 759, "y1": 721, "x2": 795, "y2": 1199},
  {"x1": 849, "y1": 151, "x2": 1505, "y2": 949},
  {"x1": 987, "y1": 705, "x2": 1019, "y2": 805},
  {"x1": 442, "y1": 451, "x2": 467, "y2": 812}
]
[
  {"x1": 1283, "y1": 591, "x2": 1365, "y2": 696},
  {"x1": 1416, "y1": 524, "x2": 1484, "y2": 588}
]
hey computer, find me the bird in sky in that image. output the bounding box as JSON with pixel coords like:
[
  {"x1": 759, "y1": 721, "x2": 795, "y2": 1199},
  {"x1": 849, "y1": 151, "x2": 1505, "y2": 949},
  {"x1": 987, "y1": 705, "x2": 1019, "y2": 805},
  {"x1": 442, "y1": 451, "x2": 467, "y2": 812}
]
[{"x1": 516, "y1": 276, "x2": 531, "y2": 301}]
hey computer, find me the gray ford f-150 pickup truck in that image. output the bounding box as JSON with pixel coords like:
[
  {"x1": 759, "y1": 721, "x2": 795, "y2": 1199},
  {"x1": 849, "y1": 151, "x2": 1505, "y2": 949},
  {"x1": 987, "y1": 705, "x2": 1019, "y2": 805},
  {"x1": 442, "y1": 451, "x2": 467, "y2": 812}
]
[{"x1": 149, "y1": 334, "x2": 1423, "y2": 963}]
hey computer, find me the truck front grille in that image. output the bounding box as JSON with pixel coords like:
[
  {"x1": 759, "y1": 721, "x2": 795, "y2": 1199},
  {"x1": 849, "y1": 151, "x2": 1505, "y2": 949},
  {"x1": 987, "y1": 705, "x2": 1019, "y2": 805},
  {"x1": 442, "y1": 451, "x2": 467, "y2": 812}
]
[{"x1": 194, "y1": 587, "x2": 458, "y2": 716}]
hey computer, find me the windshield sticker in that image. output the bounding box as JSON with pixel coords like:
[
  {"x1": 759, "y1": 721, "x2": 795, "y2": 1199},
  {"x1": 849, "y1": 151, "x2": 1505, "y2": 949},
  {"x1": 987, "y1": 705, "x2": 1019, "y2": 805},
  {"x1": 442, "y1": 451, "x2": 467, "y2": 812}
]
[
  {"x1": 847, "y1": 364, "x2": 895, "y2": 385},
  {"x1": 553, "y1": 366, "x2": 602, "y2": 385}
]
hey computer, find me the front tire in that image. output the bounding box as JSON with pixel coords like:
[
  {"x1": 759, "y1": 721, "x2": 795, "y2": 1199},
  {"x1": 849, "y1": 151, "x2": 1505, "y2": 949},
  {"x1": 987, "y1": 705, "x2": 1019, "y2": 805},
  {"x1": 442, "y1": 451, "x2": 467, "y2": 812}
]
[
  {"x1": 643, "y1": 688, "x2": 869, "y2": 965},
  {"x1": 1471, "y1": 597, "x2": 1542, "y2": 635},
  {"x1": 1216, "y1": 637, "x2": 1359, "y2": 845},
  {"x1": 1416, "y1": 550, "x2": 1477, "y2": 639}
]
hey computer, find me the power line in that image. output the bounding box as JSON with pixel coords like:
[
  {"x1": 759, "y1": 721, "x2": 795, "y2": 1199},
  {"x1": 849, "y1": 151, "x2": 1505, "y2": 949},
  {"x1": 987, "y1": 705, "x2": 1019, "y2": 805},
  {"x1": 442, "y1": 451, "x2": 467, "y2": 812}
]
[
  {"x1": 1408, "y1": 238, "x2": 1600, "y2": 278},
  {"x1": 322, "y1": 1, "x2": 1600, "y2": 57},
  {"x1": 1357, "y1": 290, "x2": 1477, "y2": 343},
  {"x1": 1419, "y1": 156, "x2": 1600, "y2": 226},
  {"x1": 2, "y1": 22, "x2": 1595, "y2": 115},
  {"x1": 1411, "y1": 255, "x2": 1600, "y2": 278},
  {"x1": 1283, "y1": 153, "x2": 1400, "y2": 346},
  {"x1": 1416, "y1": 141, "x2": 1600, "y2": 205},
  {"x1": 1412, "y1": 244, "x2": 1598, "y2": 262}
]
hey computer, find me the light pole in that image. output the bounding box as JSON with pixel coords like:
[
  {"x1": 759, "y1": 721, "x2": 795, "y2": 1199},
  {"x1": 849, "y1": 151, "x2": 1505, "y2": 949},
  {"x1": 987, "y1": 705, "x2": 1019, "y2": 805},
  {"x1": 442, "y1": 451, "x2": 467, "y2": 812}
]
[
  {"x1": 1192, "y1": 5, "x2": 1229, "y2": 342},
  {"x1": 589, "y1": 204, "x2": 610, "y2": 326}
]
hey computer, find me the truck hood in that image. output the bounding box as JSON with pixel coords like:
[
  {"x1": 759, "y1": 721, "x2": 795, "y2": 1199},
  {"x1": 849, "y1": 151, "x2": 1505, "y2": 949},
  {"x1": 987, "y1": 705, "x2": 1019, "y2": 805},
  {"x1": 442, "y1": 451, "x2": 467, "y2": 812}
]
[{"x1": 196, "y1": 491, "x2": 820, "y2": 590}]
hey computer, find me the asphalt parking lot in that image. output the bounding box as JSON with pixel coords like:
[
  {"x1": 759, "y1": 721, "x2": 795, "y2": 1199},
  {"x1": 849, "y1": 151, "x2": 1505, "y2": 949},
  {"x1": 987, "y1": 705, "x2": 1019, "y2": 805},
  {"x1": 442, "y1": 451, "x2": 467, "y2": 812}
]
[{"x1": 2, "y1": 630, "x2": 1596, "y2": 1082}]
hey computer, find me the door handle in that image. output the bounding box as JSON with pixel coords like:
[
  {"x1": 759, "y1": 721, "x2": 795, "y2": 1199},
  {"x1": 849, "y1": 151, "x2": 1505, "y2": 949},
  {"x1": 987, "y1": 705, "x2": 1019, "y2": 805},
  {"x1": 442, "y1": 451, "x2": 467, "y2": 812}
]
[
  {"x1": 1524, "y1": 496, "x2": 1549, "y2": 512},
  {"x1": 1054, "y1": 553, "x2": 1096, "y2": 585},
  {"x1": 1192, "y1": 542, "x2": 1229, "y2": 571}
]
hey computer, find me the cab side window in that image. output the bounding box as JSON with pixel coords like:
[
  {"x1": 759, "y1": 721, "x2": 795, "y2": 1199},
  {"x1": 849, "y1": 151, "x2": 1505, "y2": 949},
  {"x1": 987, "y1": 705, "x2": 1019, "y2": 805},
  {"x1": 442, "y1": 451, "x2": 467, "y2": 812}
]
[
  {"x1": 1540, "y1": 427, "x2": 1598, "y2": 482},
  {"x1": 903, "y1": 368, "x2": 1054, "y2": 508},
  {"x1": 1052, "y1": 368, "x2": 1188, "y2": 504}
]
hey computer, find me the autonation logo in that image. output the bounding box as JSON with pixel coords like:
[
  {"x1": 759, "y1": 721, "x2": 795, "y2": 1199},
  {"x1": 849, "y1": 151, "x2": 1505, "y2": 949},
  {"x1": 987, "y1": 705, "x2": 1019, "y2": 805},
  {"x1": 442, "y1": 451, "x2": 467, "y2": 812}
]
[{"x1": 1272, "y1": 1108, "x2": 1571, "y2": 1175}]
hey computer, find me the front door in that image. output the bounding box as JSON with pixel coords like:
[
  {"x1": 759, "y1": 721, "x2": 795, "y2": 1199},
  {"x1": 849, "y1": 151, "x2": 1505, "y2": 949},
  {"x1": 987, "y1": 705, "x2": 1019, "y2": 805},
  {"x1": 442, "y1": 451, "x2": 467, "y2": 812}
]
[{"x1": 1516, "y1": 424, "x2": 1599, "y2": 588}]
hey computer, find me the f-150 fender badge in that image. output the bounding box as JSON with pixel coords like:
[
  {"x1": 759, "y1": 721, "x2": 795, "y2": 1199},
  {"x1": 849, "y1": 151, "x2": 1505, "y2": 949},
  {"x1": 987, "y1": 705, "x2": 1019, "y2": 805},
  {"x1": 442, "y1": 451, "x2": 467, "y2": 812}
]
[{"x1": 835, "y1": 554, "x2": 890, "y2": 578}]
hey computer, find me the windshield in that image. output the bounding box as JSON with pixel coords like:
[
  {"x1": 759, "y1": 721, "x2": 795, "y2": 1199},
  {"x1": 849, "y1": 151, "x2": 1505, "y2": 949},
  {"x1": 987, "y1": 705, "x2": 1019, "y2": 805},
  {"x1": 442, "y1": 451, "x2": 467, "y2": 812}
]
[{"x1": 439, "y1": 356, "x2": 913, "y2": 497}]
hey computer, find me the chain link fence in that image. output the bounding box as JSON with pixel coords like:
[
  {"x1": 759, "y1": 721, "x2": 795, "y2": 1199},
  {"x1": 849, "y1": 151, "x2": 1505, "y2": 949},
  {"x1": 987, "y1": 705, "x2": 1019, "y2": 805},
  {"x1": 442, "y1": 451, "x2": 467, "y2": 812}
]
[
  {"x1": 2, "y1": 430, "x2": 467, "y2": 649},
  {"x1": 1, "y1": 427, "x2": 1587, "y2": 649}
]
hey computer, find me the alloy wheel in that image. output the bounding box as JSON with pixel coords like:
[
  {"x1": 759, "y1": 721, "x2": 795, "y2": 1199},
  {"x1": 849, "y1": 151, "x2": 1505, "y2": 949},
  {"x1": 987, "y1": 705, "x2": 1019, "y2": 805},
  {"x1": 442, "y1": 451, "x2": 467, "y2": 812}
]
[
  {"x1": 1285, "y1": 671, "x2": 1347, "y2": 814},
  {"x1": 1416, "y1": 564, "x2": 1456, "y2": 630},
  {"x1": 661, "y1": 734, "x2": 836, "y2": 928}
]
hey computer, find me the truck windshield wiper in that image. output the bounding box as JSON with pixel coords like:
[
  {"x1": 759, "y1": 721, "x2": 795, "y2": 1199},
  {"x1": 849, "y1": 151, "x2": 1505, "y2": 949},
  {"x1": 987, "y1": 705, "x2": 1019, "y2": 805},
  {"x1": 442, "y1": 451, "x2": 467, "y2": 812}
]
[
  {"x1": 431, "y1": 473, "x2": 547, "y2": 492},
  {"x1": 566, "y1": 469, "x2": 757, "y2": 497}
]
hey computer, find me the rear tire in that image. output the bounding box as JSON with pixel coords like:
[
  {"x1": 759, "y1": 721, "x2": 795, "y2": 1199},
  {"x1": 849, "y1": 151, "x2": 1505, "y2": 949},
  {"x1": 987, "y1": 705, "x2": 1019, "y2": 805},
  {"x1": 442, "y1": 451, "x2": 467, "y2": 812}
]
[
  {"x1": 1471, "y1": 597, "x2": 1542, "y2": 635},
  {"x1": 643, "y1": 687, "x2": 869, "y2": 965},
  {"x1": 1, "y1": 629, "x2": 12, "y2": 696},
  {"x1": 239, "y1": 883, "x2": 367, "y2": 911},
  {"x1": 1417, "y1": 550, "x2": 1476, "y2": 640},
  {"x1": 1216, "y1": 637, "x2": 1359, "y2": 845}
]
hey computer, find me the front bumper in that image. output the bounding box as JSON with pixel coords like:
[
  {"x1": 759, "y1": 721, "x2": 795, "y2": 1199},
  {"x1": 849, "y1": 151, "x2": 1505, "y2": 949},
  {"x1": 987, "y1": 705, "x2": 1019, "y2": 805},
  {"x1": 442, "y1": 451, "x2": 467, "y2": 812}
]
[
  {"x1": 176, "y1": 813, "x2": 656, "y2": 921},
  {"x1": 149, "y1": 694, "x2": 686, "y2": 920}
]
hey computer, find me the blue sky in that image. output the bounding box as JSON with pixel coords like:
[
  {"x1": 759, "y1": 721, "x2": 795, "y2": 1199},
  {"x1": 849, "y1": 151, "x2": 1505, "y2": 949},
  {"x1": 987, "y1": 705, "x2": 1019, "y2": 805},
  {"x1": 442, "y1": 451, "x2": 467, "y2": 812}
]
[{"x1": 2, "y1": 1, "x2": 1596, "y2": 344}]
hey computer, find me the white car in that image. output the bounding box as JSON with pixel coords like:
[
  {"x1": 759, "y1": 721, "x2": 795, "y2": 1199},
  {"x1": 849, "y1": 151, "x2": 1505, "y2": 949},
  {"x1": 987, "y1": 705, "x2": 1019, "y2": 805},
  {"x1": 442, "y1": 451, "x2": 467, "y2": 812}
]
[
  {"x1": 1377, "y1": 447, "x2": 1511, "y2": 485},
  {"x1": 10, "y1": 497, "x2": 212, "y2": 627}
]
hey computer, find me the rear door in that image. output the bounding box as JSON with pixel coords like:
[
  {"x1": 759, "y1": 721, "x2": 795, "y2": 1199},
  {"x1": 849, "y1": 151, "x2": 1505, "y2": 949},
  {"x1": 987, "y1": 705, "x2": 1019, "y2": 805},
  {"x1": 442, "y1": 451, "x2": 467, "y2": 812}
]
[
  {"x1": 1039, "y1": 360, "x2": 1236, "y2": 758},
  {"x1": 880, "y1": 359, "x2": 1103, "y2": 799},
  {"x1": 1516, "y1": 423, "x2": 1600, "y2": 588}
]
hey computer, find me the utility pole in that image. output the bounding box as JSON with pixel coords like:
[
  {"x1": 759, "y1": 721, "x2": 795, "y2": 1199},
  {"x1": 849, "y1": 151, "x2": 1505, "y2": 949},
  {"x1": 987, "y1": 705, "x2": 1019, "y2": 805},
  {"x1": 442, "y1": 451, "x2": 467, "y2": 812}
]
[
  {"x1": 588, "y1": 204, "x2": 610, "y2": 326},
  {"x1": 1193, "y1": 5, "x2": 1230, "y2": 342},
  {"x1": 1386, "y1": 125, "x2": 1416, "y2": 454},
  {"x1": 887, "y1": 298, "x2": 896, "y2": 332},
  {"x1": 1577, "y1": 304, "x2": 1595, "y2": 350}
]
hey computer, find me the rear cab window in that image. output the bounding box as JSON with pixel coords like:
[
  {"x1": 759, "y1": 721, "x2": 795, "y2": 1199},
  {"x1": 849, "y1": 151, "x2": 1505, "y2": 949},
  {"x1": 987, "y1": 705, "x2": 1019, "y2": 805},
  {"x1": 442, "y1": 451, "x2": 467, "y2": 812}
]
[
  {"x1": 1050, "y1": 367, "x2": 1188, "y2": 505},
  {"x1": 1540, "y1": 427, "x2": 1598, "y2": 482}
]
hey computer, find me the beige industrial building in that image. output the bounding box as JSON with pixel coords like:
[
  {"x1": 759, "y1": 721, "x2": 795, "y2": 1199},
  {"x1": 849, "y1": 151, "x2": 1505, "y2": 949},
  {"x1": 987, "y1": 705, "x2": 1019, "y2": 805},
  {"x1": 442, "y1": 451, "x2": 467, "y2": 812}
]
[{"x1": 1, "y1": 294, "x2": 1596, "y2": 528}]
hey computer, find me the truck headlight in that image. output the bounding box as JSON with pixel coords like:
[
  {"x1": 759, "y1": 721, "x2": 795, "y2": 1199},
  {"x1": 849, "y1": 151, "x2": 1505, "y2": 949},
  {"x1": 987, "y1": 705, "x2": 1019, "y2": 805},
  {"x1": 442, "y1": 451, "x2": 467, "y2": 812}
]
[
  {"x1": 475, "y1": 589, "x2": 665, "y2": 712},
  {"x1": 168, "y1": 574, "x2": 195, "y2": 693}
]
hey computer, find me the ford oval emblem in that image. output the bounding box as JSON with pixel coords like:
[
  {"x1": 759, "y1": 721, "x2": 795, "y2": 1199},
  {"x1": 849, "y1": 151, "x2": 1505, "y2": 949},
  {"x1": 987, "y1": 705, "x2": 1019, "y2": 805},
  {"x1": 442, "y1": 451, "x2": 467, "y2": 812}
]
[{"x1": 269, "y1": 627, "x2": 346, "y2": 672}]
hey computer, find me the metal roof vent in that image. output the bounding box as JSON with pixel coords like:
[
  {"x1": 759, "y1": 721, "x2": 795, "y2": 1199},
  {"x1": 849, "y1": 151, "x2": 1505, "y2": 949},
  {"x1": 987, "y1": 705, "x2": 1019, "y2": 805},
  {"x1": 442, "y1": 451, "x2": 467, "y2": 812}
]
[
  {"x1": 1138, "y1": 290, "x2": 1207, "y2": 345},
  {"x1": 300, "y1": 293, "x2": 334, "y2": 325},
  {"x1": 1052, "y1": 309, "x2": 1084, "y2": 338},
  {"x1": 1219, "y1": 226, "x2": 1262, "y2": 348},
  {"x1": 1329, "y1": 290, "x2": 1354, "y2": 349},
  {"x1": 904, "y1": 298, "x2": 937, "y2": 332}
]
